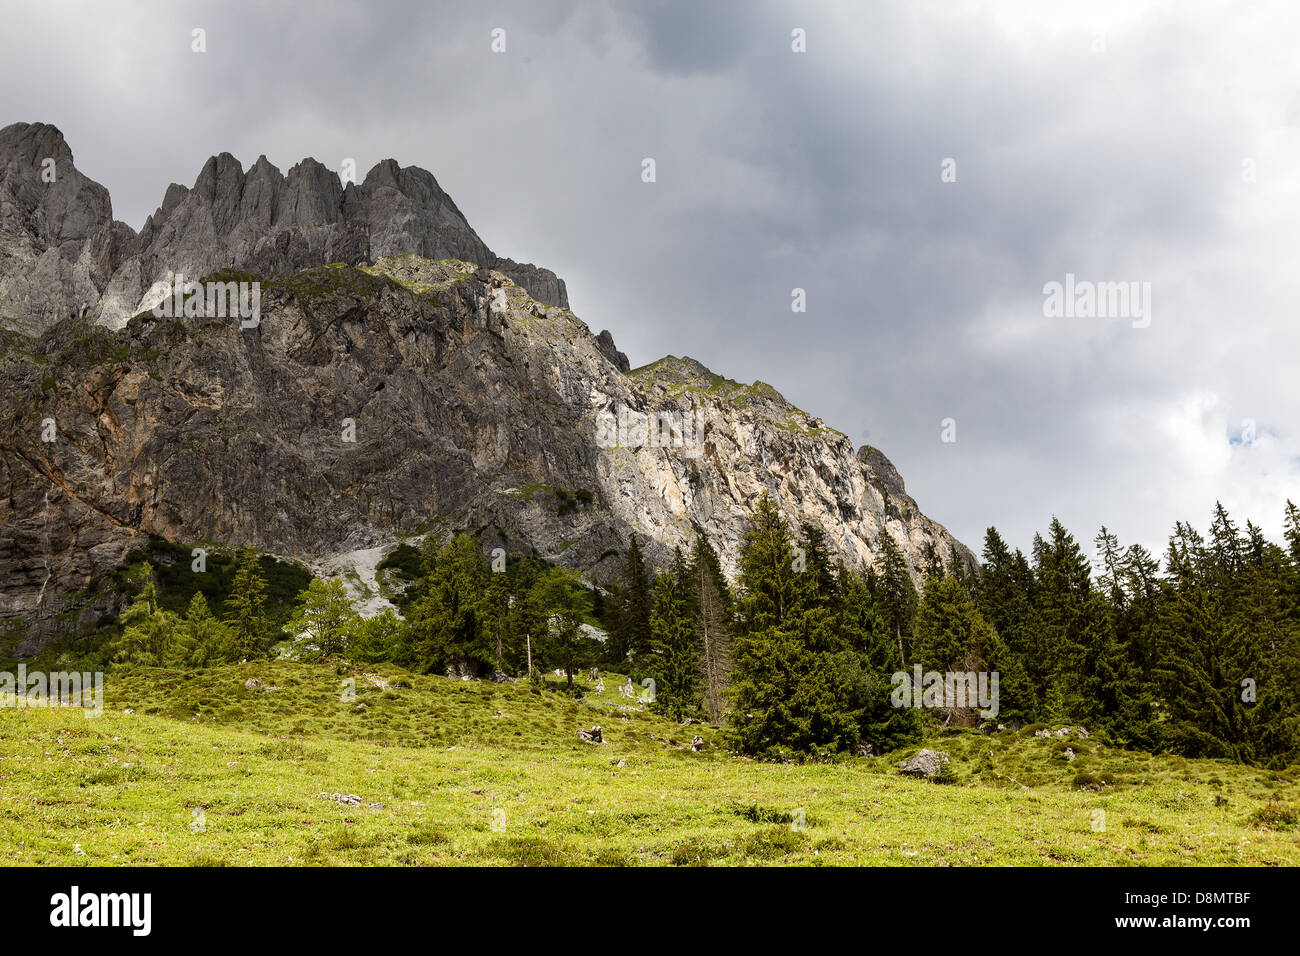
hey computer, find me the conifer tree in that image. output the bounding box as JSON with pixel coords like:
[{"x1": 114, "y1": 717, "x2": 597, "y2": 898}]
[
  {"x1": 285, "y1": 577, "x2": 358, "y2": 658},
  {"x1": 529, "y1": 566, "x2": 593, "y2": 689},
  {"x1": 616, "y1": 534, "x2": 652, "y2": 663},
  {"x1": 648, "y1": 548, "x2": 698, "y2": 719},
  {"x1": 947, "y1": 541, "x2": 976, "y2": 596},
  {"x1": 729, "y1": 498, "x2": 860, "y2": 756},
  {"x1": 225, "y1": 549, "x2": 271, "y2": 660},
  {"x1": 181, "y1": 591, "x2": 234, "y2": 667},
  {"x1": 1031, "y1": 518, "x2": 1096, "y2": 714},
  {"x1": 405, "y1": 534, "x2": 491, "y2": 674},
  {"x1": 1152, "y1": 523, "x2": 1237, "y2": 757},
  {"x1": 873, "y1": 529, "x2": 918, "y2": 664},
  {"x1": 689, "y1": 534, "x2": 732, "y2": 724},
  {"x1": 112, "y1": 563, "x2": 183, "y2": 666}
]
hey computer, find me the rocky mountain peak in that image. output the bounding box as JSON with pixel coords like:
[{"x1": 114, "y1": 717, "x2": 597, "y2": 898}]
[
  {"x1": 0, "y1": 124, "x2": 568, "y2": 335},
  {"x1": 0, "y1": 121, "x2": 75, "y2": 167}
]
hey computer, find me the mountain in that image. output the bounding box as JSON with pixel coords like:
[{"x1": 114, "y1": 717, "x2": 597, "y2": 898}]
[{"x1": 0, "y1": 123, "x2": 970, "y2": 653}]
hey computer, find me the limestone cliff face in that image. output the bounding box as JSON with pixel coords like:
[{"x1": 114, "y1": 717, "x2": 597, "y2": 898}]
[{"x1": 0, "y1": 125, "x2": 970, "y2": 653}]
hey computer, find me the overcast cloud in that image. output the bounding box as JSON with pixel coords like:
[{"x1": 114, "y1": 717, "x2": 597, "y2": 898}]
[{"x1": 2, "y1": 0, "x2": 1297, "y2": 561}]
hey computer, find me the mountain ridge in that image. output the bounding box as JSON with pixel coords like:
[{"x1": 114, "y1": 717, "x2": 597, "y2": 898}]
[
  {"x1": 0, "y1": 121, "x2": 569, "y2": 334},
  {"x1": 0, "y1": 124, "x2": 972, "y2": 654}
]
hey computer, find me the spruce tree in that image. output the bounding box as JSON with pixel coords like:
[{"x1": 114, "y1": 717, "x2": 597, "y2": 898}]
[
  {"x1": 112, "y1": 563, "x2": 183, "y2": 666},
  {"x1": 729, "y1": 498, "x2": 860, "y2": 756},
  {"x1": 648, "y1": 548, "x2": 698, "y2": 720},
  {"x1": 689, "y1": 533, "x2": 732, "y2": 724},
  {"x1": 1031, "y1": 518, "x2": 1096, "y2": 715},
  {"x1": 226, "y1": 549, "x2": 271, "y2": 660},
  {"x1": 873, "y1": 529, "x2": 918, "y2": 664},
  {"x1": 840, "y1": 566, "x2": 922, "y2": 749},
  {"x1": 405, "y1": 534, "x2": 491, "y2": 674},
  {"x1": 617, "y1": 534, "x2": 652, "y2": 664},
  {"x1": 529, "y1": 566, "x2": 593, "y2": 689}
]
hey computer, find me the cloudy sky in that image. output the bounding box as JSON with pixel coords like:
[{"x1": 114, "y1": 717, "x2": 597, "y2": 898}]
[{"x1": 3, "y1": 0, "x2": 1297, "y2": 561}]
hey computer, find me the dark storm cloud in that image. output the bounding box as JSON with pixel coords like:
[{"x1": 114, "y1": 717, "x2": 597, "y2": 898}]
[{"x1": 1, "y1": 0, "x2": 1296, "y2": 559}]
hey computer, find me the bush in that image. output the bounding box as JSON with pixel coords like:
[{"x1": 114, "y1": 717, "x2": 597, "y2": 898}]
[
  {"x1": 670, "y1": 839, "x2": 725, "y2": 866},
  {"x1": 734, "y1": 803, "x2": 794, "y2": 824},
  {"x1": 1071, "y1": 771, "x2": 1112, "y2": 791},
  {"x1": 740, "y1": 825, "x2": 808, "y2": 860},
  {"x1": 1251, "y1": 799, "x2": 1299, "y2": 830}
]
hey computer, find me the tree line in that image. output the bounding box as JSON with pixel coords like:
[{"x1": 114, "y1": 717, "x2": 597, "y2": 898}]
[
  {"x1": 100, "y1": 497, "x2": 1300, "y2": 767},
  {"x1": 605, "y1": 495, "x2": 1300, "y2": 766}
]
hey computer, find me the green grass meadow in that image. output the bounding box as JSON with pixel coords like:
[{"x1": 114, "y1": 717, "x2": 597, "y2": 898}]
[{"x1": 2, "y1": 661, "x2": 1297, "y2": 866}]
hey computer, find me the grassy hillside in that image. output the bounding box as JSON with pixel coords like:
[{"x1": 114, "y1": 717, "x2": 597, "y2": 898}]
[{"x1": 1, "y1": 661, "x2": 1297, "y2": 866}]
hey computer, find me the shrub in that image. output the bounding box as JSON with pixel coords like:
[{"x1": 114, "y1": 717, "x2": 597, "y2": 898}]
[
  {"x1": 1251, "y1": 800, "x2": 1299, "y2": 830},
  {"x1": 670, "y1": 839, "x2": 724, "y2": 866},
  {"x1": 740, "y1": 825, "x2": 808, "y2": 860}
]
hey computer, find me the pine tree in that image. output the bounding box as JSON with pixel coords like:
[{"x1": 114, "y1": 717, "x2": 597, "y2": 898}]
[
  {"x1": 112, "y1": 563, "x2": 183, "y2": 666},
  {"x1": 285, "y1": 578, "x2": 358, "y2": 658},
  {"x1": 873, "y1": 529, "x2": 917, "y2": 664},
  {"x1": 226, "y1": 548, "x2": 271, "y2": 660},
  {"x1": 616, "y1": 534, "x2": 652, "y2": 664},
  {"x1": 529, "y1": 566, "x2": 593, "y2": 689},
  {"x1": 648, "y1": 548, "x2": 698, "y2": 720},
  {"x1": 689, "y1": 533, "x2": 732, "y2": 724},
  {"x1": 181, "y1": 591, "x2": 234, "y2": 667},
  {"x1": 728, "y1": 498, "x2": 860, "y2": 756}
]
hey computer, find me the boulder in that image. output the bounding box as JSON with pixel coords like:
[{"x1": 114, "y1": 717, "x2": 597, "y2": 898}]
[
  {"x1": 897, "y1": 749, "x2": 951, "y2": 779},
  {"x1": 321, "y1": 792, "x2": 362, "y2": 806}
]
